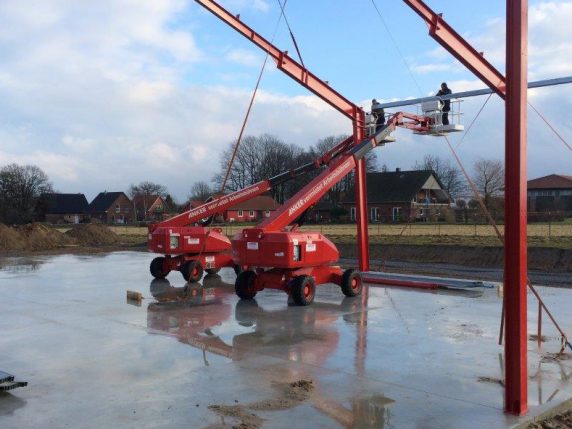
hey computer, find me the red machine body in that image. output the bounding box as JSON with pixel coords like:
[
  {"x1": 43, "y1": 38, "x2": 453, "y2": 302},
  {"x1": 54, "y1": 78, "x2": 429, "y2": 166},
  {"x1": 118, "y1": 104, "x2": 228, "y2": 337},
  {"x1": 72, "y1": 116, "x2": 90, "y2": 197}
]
[{"x1": 233, "y1": 229, "x2": 339, "y2": 269}]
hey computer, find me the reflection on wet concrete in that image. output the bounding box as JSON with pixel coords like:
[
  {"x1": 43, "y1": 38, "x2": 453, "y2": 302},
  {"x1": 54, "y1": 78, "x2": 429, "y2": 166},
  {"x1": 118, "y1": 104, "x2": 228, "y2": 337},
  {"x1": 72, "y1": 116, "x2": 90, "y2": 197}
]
[
  {"x1": 0, "y1": 392, "x2": 26, "y2": 416},
  {"x1": 2, "y1": 252, "x2": 572, "y2": 428},
  {"x1": 147, "y1": 278, "x2": 394, "y2": 428},
  {"x1": 0, "y1": 257, "x2": 44, "y2": 274}
]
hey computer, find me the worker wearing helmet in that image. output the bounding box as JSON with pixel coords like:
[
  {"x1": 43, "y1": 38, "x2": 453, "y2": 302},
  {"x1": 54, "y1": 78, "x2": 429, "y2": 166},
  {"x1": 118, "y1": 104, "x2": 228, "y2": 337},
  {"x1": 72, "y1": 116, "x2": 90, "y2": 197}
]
[
  {"x1": 371, "y1": 99, "x2": 385, "y2": 133},
  {"x1": 436, "y1": 82, "x2": 452, "y2": 125}
]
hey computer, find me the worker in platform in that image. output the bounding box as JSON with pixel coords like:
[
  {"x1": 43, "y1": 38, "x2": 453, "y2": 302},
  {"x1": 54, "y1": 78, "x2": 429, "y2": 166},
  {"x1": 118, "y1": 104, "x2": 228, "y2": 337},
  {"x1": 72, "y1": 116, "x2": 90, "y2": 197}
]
[
  {"x1": 371, "y1": 99, "x2": 385, "y2": 133},
  {"x1": 437, "y1": 82, "x2": 452, "y2": 125}
]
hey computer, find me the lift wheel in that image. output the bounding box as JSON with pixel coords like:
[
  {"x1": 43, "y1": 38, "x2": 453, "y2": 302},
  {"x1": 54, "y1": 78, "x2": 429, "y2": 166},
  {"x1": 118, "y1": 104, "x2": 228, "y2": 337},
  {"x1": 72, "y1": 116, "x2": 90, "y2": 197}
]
[
  {"x1": 291, "y1": 275, "x2": 316, "y2": 306},
  {"x1": 341, "y1": 269, "x2": 363, "y2": 297},
  {"x1": 235, "y1": 270, "x2": 258, "y2": 300},
  {"x1": 181, "y1": 260, "x2": 204, "y2": 283}
]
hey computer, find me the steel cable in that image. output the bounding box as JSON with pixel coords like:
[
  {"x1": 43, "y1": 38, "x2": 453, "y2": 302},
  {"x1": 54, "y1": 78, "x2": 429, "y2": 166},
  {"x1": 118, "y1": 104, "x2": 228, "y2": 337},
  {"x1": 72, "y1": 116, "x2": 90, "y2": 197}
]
[
  {"x1": 369, "y1": 0, "x2": 424, "y2": 96},
  {"x1": 444, "y1": 134, "x2": 571, "y2": 352},
  {"x1": 218, "y1": 1, "x2": 290, "y2": 195}
]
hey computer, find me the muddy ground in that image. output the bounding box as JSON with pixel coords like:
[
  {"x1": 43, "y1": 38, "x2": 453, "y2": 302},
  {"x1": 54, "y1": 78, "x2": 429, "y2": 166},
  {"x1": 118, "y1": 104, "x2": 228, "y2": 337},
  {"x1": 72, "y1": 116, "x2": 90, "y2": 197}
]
[
  {"x1": 336, "y1": 243, "x2": 572, "y2": 272},
  {"x1": 1, "y1": 224, "x2": 571, "y2": 283}
]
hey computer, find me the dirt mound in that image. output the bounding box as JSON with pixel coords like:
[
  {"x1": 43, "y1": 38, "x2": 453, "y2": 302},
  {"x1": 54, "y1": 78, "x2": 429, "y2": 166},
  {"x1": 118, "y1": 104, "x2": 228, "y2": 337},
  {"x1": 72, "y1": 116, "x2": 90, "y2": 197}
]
[
  {"x1": 0, "y1": 224, "x2": 25, "y2": 251},
  {"x1": 65, "y1": 224, "x2": 119, "y2": 246},
  {"x1": 17, "y1": 223, "x2": 71, "y2": 251},
  {"x1": 530, "y1": 408, "x2": 572, "y2": 429},
  {"x1": 0, "y1": 223, "x2": 70, "y2": 251}
]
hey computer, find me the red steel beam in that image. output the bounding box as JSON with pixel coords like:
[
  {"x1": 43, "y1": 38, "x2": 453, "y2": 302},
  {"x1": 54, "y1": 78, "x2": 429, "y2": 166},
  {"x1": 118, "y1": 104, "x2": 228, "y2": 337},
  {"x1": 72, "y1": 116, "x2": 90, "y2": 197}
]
[
  {"x1": 504, "y1": 0, "x2": 528, "y2": 415},
  {"x1": 354, "y1": 111, "x2": 370, "y2": 271},
  {"x1": 195, "y1": 0, "x2": 361, "y2": 121},
  {"x1": 403, "y1": 0, "x2": 506, "y2": 98}
]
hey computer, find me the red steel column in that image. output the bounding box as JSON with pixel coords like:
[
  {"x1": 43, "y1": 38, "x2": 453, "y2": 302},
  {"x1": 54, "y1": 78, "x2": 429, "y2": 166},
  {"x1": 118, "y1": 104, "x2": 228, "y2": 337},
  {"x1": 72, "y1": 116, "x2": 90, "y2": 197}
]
[
  {"x1": 354, "y1": 111, "x2": 370, "y2": 271},
  {"x1": 504, "y1": 0, "x2": 528, "y2": 415}
]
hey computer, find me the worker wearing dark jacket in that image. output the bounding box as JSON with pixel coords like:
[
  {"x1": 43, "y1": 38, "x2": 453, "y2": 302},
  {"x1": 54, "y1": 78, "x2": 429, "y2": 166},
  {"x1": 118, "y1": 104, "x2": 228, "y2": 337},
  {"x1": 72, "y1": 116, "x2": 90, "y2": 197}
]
[
  {"x1": 436, "y1": 82, "x2": 452, "y2": 125},
  {"x1": 371, "y1": 99, "x2": 385, "y2": 133}
]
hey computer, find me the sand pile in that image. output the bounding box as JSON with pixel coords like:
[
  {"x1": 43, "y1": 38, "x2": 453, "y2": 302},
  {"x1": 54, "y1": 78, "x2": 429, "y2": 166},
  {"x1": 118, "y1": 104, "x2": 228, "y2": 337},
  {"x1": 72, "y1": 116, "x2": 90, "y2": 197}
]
[
  {"x1": 65, "y1": 224, "x2": 119, "y2": 246},
  {"x1": 0, "y1": 223, "x2": 25, "y2": 251},
  {"x1": 18, "y1": 223, "x2": 71, "y2": 251},
  {"x1": 0, "y1": 223, "x2": 71, "y2": 251}
]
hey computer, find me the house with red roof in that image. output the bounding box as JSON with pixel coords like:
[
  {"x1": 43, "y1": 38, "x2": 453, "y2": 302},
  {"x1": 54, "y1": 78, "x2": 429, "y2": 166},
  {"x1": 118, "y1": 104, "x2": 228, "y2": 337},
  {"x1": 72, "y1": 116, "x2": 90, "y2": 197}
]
[
  {"x1": 224, "y1": 195, "x2": 279, "y2": 222},
  {"x1": 527, "y1": 174, "x2": 572, "y2": 214}
]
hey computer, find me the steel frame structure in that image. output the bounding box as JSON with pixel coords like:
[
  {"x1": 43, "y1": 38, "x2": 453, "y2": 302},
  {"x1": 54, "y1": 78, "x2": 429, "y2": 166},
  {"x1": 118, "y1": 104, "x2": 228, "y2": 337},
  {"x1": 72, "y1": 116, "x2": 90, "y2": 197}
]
[{"x1": 194, "y1": 0, "x2": 529, "y2": 414}]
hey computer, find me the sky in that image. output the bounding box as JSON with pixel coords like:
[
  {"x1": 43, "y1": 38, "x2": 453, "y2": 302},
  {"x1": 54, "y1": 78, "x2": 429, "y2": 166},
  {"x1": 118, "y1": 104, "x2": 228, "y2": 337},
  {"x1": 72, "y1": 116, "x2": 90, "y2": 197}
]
[{"x1": 0, "y1": 0, "x2": 571, "y2": 202}]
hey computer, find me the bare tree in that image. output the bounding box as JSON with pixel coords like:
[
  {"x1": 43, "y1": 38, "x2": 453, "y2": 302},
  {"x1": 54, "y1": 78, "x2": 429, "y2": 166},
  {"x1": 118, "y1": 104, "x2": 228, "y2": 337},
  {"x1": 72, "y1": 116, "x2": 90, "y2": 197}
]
[
  {"x1": 188, "y1": 181, "x2": 213, "y2": 202},
  {"x1": 214, "y1": 134, "x2": 309, "y2": 203},
  {"x1": 413, "y1": 155, "x2": 466, "y2": 199},
  {"x1": 472, "y1": 158, "x2": 505, "y2": 208},
  {"x1": 129, "y1": 181, "x2": 168, "y2": 221},
  {"x1": 0, "y1": 163, "x2": 53, "y2": 224}
]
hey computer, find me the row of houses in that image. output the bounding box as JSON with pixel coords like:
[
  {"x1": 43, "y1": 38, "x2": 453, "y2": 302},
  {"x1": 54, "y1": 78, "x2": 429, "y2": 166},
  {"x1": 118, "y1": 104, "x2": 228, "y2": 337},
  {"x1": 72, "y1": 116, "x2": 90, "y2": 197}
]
[
  {"x1": 39, "y1": 171, "x2": 572, "y2": 225},
  {"x1": 38, "y1": 192, "x2": 168, "y2": 224},
  {"x1": 37, "y1": 191, "x2": 280, "y2": 225}
]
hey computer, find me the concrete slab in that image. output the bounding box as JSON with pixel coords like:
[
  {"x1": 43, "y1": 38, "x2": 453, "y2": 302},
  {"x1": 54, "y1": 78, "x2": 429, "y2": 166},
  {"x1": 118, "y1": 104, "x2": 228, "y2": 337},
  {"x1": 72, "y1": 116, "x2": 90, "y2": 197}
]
[{"x1": 1, "y1": 251, "x2": 571, "y2": 428}]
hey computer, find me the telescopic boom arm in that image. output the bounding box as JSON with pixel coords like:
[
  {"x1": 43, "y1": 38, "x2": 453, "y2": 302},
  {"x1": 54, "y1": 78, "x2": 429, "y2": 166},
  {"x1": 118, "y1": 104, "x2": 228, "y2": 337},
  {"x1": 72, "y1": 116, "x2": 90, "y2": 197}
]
[
  {"x1": 258, "y1": 112, "x2": 429, "y2": 231},
  {"x1": 150, "y1": 136, "x2": 355, "y2": 231}
]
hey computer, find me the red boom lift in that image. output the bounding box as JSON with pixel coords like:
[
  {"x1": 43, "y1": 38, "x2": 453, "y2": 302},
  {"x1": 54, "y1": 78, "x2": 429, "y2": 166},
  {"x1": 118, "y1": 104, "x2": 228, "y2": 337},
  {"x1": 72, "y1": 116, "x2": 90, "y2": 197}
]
[
  {"x1": 148, "y1": 135, "x2": 356, "y2": 282},
  {"x1": 232, "y1": 113, "x2": 431, "y2": 305}
]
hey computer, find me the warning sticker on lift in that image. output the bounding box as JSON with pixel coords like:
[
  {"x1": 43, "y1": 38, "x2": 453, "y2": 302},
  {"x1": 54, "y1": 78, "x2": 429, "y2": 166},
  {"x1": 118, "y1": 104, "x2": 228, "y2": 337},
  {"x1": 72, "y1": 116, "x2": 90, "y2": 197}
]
[
  {"x1": 306, "y1": 243, "x2": 317, "y2": 252},
  {"x1": 247, "y1": 242, "x2": 259, "y2": 250},
  {"x1": 187, "y1": 237, "x2": 200, "y2": 245}
]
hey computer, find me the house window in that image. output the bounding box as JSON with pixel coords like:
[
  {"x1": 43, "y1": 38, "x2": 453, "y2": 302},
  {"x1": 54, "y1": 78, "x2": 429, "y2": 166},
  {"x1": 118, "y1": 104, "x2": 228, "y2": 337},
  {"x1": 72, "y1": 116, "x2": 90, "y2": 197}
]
[
  {"x1": 249, "y1": 210, "x2": 255, "y2": 217},
  {"x1": 370, "y1": 207, "x2": 379, "y2": 222},
  {"x1": 350, "y1": 207, "x2": 356, "y2": 221},
  {"x1": 238, "y1": 210, "x2": 243, "y2": 217},
  {"x1": 265, "y1": 210, "x2": 270, "y2": 217},
  {"x1": 115, "y1": 204, "x2": 120, "y2": 213},
  {"x1": 392, "y1": 207, "x2": 401, "y2": 222}
]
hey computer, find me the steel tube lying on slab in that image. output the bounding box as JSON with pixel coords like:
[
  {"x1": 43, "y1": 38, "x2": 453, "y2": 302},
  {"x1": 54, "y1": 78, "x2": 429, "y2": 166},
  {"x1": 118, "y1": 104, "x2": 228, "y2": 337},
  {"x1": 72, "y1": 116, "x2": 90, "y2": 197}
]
[
  {"x1": 362, "y1": 271, "x2": 490, "y2": 291},
  {"x1": 363, "y1": 271, "x2": 490, "y2": 289}
]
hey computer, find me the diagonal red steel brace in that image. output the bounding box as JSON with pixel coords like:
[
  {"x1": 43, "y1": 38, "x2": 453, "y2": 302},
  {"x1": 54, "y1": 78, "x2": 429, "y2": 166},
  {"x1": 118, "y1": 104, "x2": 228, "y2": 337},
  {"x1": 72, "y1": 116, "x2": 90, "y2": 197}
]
[{"x1": 403, "y1": 0, "x2": 506, "y2": 98}]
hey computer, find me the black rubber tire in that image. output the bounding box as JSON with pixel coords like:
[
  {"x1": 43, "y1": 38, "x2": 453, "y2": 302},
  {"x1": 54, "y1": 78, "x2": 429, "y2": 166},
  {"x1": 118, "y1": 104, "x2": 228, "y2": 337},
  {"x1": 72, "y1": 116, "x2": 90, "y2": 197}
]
[
  {"x1": 291, "y1": 275, "x2": 316, "y2": 306},
  {"x1": 206, "y1": 267, "x2": 221, "y2": 275},
  {"x1": 235, "y1": 270, "x2": 258, "y2": 300},
  {"x1": 341, "y1": 269, "x2": 363, "y2": 297},
  {"x1": 181, "y1": 260, "x2": 204, "y2": 283},
  {"x1": 233, "y1": 264, "x2": 244, "y2": 276},
  {"x1": 150, "y1": 256, "x2": 169, "y2": 279}
]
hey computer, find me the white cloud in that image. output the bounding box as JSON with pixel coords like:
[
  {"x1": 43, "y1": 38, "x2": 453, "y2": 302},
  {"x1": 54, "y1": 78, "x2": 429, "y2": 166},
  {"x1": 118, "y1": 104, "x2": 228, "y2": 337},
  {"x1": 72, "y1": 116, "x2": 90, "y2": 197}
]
[
  {"x1": 224, "y1": 48, "x2": 263, "y2": 67},
  {"x1": 0, "y1": 0, "x2": 570, "y2": 204}
]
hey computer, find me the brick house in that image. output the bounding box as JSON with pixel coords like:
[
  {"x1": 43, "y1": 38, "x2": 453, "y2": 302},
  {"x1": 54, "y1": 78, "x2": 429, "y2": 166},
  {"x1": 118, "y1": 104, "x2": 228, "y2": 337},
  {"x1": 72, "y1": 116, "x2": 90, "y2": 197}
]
[
  {"x1": 225, "y1": 195, "x2": 279, "y2": 222},
  {"x1": 132, "y1": 195, "x2": 170, "y2": 221},
  {"x1": 527, "y1": 174, "x2": 572, "y2": 215},
  {"x1": 37, "y1": 193, "x2": 90, "y2": 224},
  {"x1": 342, "y1": 169, "x2": 451, "y2": 222},
  {"x1": 89, "y1": 191, "x2": 134, "y2": 224}
]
